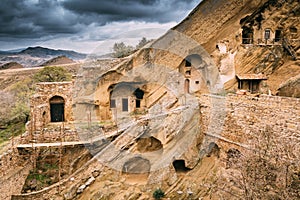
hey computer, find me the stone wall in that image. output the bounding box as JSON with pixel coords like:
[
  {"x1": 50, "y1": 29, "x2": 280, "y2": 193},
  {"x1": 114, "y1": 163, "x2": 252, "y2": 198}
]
[
  {"x1": 0, "y1": 150, "x2": 32, "y2": 200},
  {"x1": 30, "y1": 82, "x2": 74, "y2": 130},
  {"x1": 199, "y1": 94, "x2": 300, "y2": 157}
]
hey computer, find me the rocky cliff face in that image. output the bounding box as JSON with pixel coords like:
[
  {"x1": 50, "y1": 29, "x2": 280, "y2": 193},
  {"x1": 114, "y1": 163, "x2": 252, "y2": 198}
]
[{"x1": 172, "y1": 0, "x2": 299, "y2": 96}]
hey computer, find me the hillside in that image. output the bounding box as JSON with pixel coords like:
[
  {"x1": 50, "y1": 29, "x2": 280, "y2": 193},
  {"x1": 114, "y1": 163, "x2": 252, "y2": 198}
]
[
  {"x1": 41, "y1": 56, "x2": 75, "y2": 66},
  {"x1": 0, "y1": 62, "x2": 23, "y2": 70},
  {"x1": 0, "y1": 46, "x2": 86, "y2": 67}
]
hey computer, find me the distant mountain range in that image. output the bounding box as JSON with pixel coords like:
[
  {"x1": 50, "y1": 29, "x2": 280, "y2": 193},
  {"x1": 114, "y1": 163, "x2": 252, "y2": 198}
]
[{"x1": 0, "y1": 46, "x2": 87, "y2": 67}]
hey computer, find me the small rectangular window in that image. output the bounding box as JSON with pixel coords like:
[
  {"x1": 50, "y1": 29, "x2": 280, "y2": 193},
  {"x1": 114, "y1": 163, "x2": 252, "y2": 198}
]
[
  {"x1": 136, "y1": 99, "x2": 141, "y2": 108},
  {"x1": 122, "y1": 98, "x2": 128, "y2": 112},
  {"x1": 265, "y1": 29, "x2": 270, "y2": 39},
  {"x1": 110, "y1": 99, "x2": 116, "y2": 108}
]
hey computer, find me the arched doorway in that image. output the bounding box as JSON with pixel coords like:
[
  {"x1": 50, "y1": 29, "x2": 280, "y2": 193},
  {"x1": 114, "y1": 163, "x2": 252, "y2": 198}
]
[
  {"x1": 134, "y1": 88, "x2": 144, "y2": 109},
  {"x1": 49, "y1": 96, "x2": 65, "y2": 122}
]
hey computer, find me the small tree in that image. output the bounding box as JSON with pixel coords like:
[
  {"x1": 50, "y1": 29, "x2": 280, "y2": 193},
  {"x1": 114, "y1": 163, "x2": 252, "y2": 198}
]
[
  {"x1": 33, "y1": 66, "x2": 72, "y2": 82},
  {"x1": 136, "y1": 37, "x2": 150, "y2": 49},
  {"x1": 153, "y1": 188, "x2": 165, "y2": 200},
  {"x1": 112, "y1": 42, "x2": 134, "y2": 58}
]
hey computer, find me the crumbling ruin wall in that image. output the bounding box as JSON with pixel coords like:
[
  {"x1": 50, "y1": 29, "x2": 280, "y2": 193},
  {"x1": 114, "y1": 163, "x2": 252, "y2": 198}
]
[
  {"x1": 199, "y1": 94, "x2": 300, "y2": 159},
  {"x1": 30, "y1": 82, "x2": 74, "y2": 130}
]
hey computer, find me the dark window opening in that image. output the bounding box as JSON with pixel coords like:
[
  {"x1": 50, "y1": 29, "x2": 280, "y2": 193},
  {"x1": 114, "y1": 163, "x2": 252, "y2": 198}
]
[
  {"x1": 49, "y1": 96, "x2": 65, "y2": 122},
  {"x1": 251, "y1": 80, "x2": 260, "y2": 92},
  {"x1": 122, "y1": 98, "x2": 128, "y2": 112},
  {"x1": 185, "y1": 59, "x2": 191, "y2": 67},
  {"x1": 110, "y1": 99, "x2": 116, "y2": 108},
  {"x1": 206, "y1": 80, "x2": 210, "y2": 86},
  {"x1": 242, "y1": 26, "x2": 254, "y2": 44},
  {"x1": 275, "y1": 30, "x2": 282, "y2": 42},
  {"x1": 173, "y1": 160, "x2": 191, "y2": 173},
  {"x1": 185, "y1": 70, "x2": 191, "y2": 76},
  {"x1": 136, "y1": 99, "x2": 141, "y2": 108},
  {"x1": 290, "y1": 26, "x2": 297, "y2": 33},
  {"x1": 134, "y1": 88, "x2": 144, "y2": 99},
  {"x1": 265, "y1": 29, "x2": 271, "y2": 40},
  {"x1": 195, "y1": 81, "x2": 200, "y2": 84}
]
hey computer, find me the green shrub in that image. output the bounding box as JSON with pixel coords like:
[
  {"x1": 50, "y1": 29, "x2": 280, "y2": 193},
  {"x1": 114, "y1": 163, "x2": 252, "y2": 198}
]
[
  {"x1": 33, "y1": 66, "x2": 72, "y2": 82},
  {"x1": 153, "y1": 188, "x2": 165, "y2": 200}
]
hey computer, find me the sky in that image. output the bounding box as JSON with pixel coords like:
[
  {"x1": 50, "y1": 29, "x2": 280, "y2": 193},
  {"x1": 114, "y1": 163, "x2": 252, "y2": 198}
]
[{"x1": 0, "y1": 0, "x2": 199, "y2": 54}]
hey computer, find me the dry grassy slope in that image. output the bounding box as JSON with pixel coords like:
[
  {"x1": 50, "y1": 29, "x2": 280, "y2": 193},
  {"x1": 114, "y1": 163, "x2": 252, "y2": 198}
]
[
  {"x1": 0, "y1": 62, "x2": 23, "y2": 70},
  {"x1": 41, "y1": 56, "x2": 75, "y2": 67},
  {"x1": 0, "y1": 63, "x2": 80, "y2": 91}
]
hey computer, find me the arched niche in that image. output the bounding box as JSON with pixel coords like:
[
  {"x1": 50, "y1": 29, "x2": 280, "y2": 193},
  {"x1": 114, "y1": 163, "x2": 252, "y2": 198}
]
[
  {"x1": 122, "y1": 156, "x2": 151, "y2": 174},
  {"x1": 207, "y1": 142, "x2": 220, "y2": 157},
  {"x1": 137, "y1": 136, "x2": 163, "y2": 153}
]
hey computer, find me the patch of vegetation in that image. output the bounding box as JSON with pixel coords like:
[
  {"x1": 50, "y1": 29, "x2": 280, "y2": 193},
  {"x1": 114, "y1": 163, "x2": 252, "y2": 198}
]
[
  {"x1": 0, "y1": 122, "x2": 25, "y2": 144},
  {"x1": 112, "y1": 37, "x2": 152, "y2": 58},
  {"x1": 27, "y1": 173, "x2": 50, "y2": 183},
  {"x1": 42, "y1": 163, "x2": 59, "y2": 171},
  {"x1": 33, "y1": 66, "x2": 72, "y2": 82},
  {"x1": 112, "y1": 42, "x2": 135, "y2": 58},
  {"x1": 23, "y1": 170, "x2": 53, "y2": 192},
  {"x1": 153, "y1": 188, "x2": 165, "y2": 200}
]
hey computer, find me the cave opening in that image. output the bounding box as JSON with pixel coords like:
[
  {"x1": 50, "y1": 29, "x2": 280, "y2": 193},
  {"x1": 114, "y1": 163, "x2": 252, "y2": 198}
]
[{"x1": 173, "y1": 160, "x2": 191, "y2": 173}]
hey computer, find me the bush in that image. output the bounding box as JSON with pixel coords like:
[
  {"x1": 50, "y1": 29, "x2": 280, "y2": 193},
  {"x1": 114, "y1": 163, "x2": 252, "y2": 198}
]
[
  {"x1": 153, "y1": 188, "x2": 165, "y2": 200},
  {"x1": 112, "y1": 42, "x2": 135, "y2": 58},
  {"x1": 112, "y1": 37, "x2": 152, "y2": 58},
  {"x1": 33, "y1": 66, "x2": 72, "y2": 82}
]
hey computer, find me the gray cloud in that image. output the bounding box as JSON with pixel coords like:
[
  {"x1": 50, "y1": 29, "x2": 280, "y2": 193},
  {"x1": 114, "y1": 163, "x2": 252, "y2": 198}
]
[{"x1": 0, "y1": 0, "x2": 199, "y2": 52}]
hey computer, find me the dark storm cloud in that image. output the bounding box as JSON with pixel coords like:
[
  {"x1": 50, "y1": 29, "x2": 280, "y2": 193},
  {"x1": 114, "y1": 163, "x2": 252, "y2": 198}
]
[
  {"x1": 62, "y1": 0, "x2": 197, "y2": 23},
  {"x1": 0, "y1": 0, "x2": 81, "y2": 38},
  {"x1": 0, "y1": 0, "x2": 197, "y2": 40}
]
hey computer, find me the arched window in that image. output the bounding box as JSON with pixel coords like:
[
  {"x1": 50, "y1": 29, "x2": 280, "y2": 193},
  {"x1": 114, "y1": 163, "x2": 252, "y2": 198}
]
[{"x1": 49, "y1": 96, "x2": 65, "y2": 122}]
